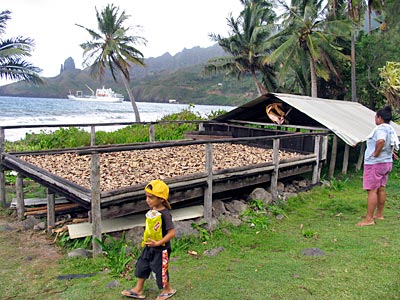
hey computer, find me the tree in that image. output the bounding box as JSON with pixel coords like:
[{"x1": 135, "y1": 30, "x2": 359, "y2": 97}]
[
  {"x1": 205, "y1": 0, "x2": 277, "y2": 96},
  {"x1": 379, "y1": 61, "x2": 400, "y2": 108},
  {"x1": 267, "y1": 0, "x2": 351, "y2": 98},
  {"x1": 77, "y1": 4, "x2": 146, "y2": 122},
  {"x1": 0, "y1": 10, "x2": 42, "y2": 84},
  {"x1": 355, "y1": 0, "x2": 400, "y2": 110}
]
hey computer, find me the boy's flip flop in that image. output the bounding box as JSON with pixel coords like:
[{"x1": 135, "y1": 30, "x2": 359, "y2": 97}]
[
  {"x1": 121, "y1": 290, "x2": 146, "y2": 299},
  {"x1": 156, "y1": 289, "x2": 177, "y2": 300}
]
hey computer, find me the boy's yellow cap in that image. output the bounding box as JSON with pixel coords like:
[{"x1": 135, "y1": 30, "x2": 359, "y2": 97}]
[{"x1": 145, "y1": 179, "x2": 171, "y2": 209}]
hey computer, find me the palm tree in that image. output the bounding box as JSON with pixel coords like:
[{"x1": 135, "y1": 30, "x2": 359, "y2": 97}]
[
  {"x1": 77, "y1": 4, "x2": 146, "y2": 122},
  {"x1": 205, "y1": 0, "x2": 277, "y2": 96},
  {"x1": 346, "y1": 0, "x2": 363, "y2": 102},
  {"x1": 0, "y1": 10, "x2": 42, "y2": 84},
  {"x1": 266, "y1": 0, "x2": 351, "y2": 98}
]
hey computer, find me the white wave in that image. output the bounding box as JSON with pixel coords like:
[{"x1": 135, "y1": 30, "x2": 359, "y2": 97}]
[{"x1": 0, "y1": 98, "x2": 234, "y2": 141}]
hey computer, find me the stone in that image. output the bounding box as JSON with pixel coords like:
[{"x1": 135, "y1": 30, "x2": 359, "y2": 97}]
[
  {"x1": 225, "y1": 200, "x2": 247, "y2": 215},
  {"x1": 34, "y1": 222, "x2": 46, "y2": 231},
  {"x1": 298, "y1": 180, "x2": 309, "y2": 188},
  {"x1": 277, "y1": 181, "x2": 285, "y2": 192},
  {"x1": 67, "y1": 248, "x2": 93, "y2": 258},
  {"x1": 248, "y1": 188, "x2": 273, "y2": 205},
  {"x1": 212, "y1": 200, "x2": 228, "y2": 217},
  {"x1": 173, "y1": 220, "x2": 198, "y2": 238},
  {"x1": 19, "y1": 216, "x2": 41, "y2": 231},
  {"x1": 203, "y1": 246, "x2": 225, "y2": 257},
  {"x1": 106, "y1": 280, "x2": 120, "y2": 288},
  {"x1": 125, "y1": 227, "x2": 144, "y2": 247},
  {"x1": 222, "y1": 215, "x2": 242, "y2": 227},
  {"x1": 301, "y1": 248, "x2": 325, "y2": 257},
  {"x1": 281, "y1": 192, "x2": 298, "y2": 201}
]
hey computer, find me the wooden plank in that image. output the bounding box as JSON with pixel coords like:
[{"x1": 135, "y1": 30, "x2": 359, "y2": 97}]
[
  {"x1": 10, "y1": 197, "x2": 69, "y2": 208},
  {"x1": 24, "y1": 203, "x2": 81, "y2": 216},
  {"x1": 68, "y1": 205, "x2": 204, "y2": 239}
]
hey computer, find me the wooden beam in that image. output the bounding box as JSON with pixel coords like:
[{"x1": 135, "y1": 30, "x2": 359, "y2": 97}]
[
  {"x1": 342, "y1": 144, "x2": 349, "y2": 174},
  {"x1": 271, "y1": 138, "x2": 280, "y2": 200},
  {"x1": 149, "y1": 124, "x2": 155, "y2": 142},
  {"x1": 0, "y1": 127, "x2": 5, "y2": 208},
  {"x1": 356, "y1": 143, "x2": 365, "y2": 171},
  {"x1": 16, "y1": 173, "x2": 24, "y2": 220},
  {"x1": 47, "y1": 189, "x2": 55, "y2": 233},
  {"x1": 312, "y1": 135, "x2": 321, "y2": 184},
  {"x1": 328, "y1": 135, "x2": 337, "y2": 179},
  {"x1": 204, "y1": 143, "x2": 213, "y2": 222},
  {"x1": 90, "y1": 153, "x2": 102, "y2": 256},
  {"x1": 90, "y1": 126, "x2": 96, "y2": 146}
]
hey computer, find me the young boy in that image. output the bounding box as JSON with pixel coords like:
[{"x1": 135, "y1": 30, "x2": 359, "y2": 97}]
[{"x1": 122, "y1": 179, "x2": 177, "y2": 300}]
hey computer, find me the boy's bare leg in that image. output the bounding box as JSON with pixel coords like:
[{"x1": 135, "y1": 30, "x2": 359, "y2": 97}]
[
  {"x1": 156, "y1": 282, "x2": 177, "y2": 300},
  {"x1": 122, "y1": 278, "x2": 146, "y2": 297}
]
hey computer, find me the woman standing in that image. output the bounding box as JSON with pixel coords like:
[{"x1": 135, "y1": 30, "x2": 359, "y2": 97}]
[{"x1": 357, "y1": 106, "x2": 399, "y2": 226}]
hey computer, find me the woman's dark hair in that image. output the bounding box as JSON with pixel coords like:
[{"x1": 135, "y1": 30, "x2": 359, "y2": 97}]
[{"x1": 376, "y1": 106, "x2": 392, "y2": 123}]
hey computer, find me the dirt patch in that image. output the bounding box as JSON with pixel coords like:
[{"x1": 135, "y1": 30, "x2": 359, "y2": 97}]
[{"x1": 0, "y1": 212, "x2": 62, "y2": 263}]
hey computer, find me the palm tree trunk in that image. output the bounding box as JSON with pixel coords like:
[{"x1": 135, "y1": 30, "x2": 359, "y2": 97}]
[
  {"x1": 351, "y1": 32, "x2": 357, "y2": 102},
  {"x1": 252, "y1": 72, "x2": 267, "y2": 96},
  {"x1": 120, "y1": 73, "x2": 141, "y2": 122},
  {"x1": 309, "y1": 53, "x2": 318, "y2": 98},
  {"x1": 367, "y1": 7, "x2": 371, "y2": 33}
]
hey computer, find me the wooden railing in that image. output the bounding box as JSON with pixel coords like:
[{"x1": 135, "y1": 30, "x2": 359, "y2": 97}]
[{"x1": 0, "y1": 122, "x2": 328, "y2": 256}]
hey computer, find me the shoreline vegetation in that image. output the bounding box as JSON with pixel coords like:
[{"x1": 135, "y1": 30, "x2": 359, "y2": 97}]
[{"x1": 1, "y1": 109, "x2": 400, "y2": 299}]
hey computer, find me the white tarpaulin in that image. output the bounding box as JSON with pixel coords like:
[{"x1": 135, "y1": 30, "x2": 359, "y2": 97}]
[
  {"x1": 216, "y1": 93, "x2": 400, "y2": 147},
  {"x1": 273, "y1": 93, "x2": 400, "y2": 146}
]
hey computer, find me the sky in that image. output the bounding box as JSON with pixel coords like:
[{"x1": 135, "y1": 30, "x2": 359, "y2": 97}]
[{"x1": 1, "y1": 0, "x2": 244, "y2": 85}]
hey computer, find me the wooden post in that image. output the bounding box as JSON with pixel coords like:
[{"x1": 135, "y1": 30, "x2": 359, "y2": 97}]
[
  {"x1": 356, "y1": 143, "x2": 365, "y2": 171},
  {"x1": 198, "y1": 122, "x2": 204, "y2": 132},
  {"x1": 91, "y1": 153, "x2": 102, "y2": 256},
  {"x1": 328, "y1": 135, "x2": 338, "y2": 179},
  {"x1": 204, "y1": 143, "x2": 213, "y2": 223},
  {"x1": 149, "y1": 124, "x2": 155, "y2": 142},
  {"x1": 312, "y1": 135, "x2": 321, "y2": 184},
  {"x1": 271, "y1": 138, "x2": 280, "y2": 200},
  {"x1": 46, "y1": 188, "x2": 56, "y2": 233},
  {"x1": 321, "y1": 135, "x2": 328, "y2": 160},
  {"x1": 342, "y1": 144, "x2": 350, "y2": 174},
  {"x1": 0, "y1": 127, "x2": 5, "y2": 207},
  {"x1": 16, "y1": 173, "x2": 25, "y2": 220},
  {"x1": 90, "y1": 126, "x2": 96, "y2": 146}
]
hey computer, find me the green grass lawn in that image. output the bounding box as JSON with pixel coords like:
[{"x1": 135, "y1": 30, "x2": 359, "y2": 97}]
[{"x1": 1, "y1": 168, "x2": 400, "y2": 300}]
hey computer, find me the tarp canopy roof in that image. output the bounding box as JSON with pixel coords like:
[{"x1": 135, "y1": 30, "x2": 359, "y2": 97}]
[{"x1": 215, "y1": 93, "x2": 400, "y2": 147}]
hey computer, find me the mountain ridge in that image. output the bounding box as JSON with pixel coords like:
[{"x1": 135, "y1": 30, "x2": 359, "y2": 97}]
[{"x1": 0, "y1": 44, "x2": 255, "y2": 106}]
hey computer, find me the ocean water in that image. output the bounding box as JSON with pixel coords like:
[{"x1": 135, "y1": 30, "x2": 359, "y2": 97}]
[{"x1": 0, "y1": 96, "x2": 235, "y2": 141}]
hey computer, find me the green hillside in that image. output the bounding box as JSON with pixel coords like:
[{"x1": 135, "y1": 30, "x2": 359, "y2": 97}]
[{"x1": 0, "y1": 45, "x2": 257, "y2": 106}]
